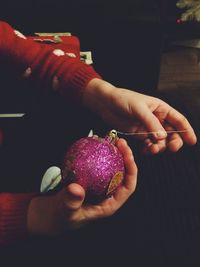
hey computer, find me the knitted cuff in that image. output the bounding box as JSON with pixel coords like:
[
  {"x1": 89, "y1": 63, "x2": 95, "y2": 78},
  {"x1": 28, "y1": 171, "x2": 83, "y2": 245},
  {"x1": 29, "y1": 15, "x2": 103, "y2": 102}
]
[
  {"x1": 0, "y1": 193, "x2": 38, "y2": 246},
  {"x1": 58, "y1": 64, "x2": 102, "y2": 103}
]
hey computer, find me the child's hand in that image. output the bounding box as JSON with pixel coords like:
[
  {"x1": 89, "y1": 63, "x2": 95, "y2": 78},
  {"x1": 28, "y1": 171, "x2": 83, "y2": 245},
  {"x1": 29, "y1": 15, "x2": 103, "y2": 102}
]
[
  {"x1": 27, "y1": 138, "x2": 137, "y2": 236},
  {"x1": 83, "y1": 79, "x2": 197, "y2": 154}
]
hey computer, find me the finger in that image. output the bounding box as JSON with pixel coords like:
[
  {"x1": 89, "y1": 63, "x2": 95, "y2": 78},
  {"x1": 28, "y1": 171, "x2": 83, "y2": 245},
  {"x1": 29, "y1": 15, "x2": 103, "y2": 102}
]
[
  {"x1": 142, "y1": 138, "x2": 153, "y2": 154},
  {"x1": 115, "y1": 138, "x2": 133, "y2": 161},
  {"x1": 136, "y1": 105, "x2": 167, "y2": 140},
  {"x1": 143, "y1": 121, "x2": 184, "y2": 154},
  {"x1": 167, "y1": 132, "x2": 184, "y2": 152},
  {"x1": 166, "y1": 108, "x2": 197, "y2": 145},
  {"x1": 143, "y1": 138, "x2": 153, "y2": 148},
  {"x1": 131, "y1": 125, "x2": 150, "y2": 140},
  {"x1": 116, "y1": 138, "x2": 137, "y2": 191},
  {"x1": 143, "y1": 138, "x2": 167, "y2": 154},
  {"x1": 63, "y1": 183, "x2": 85, "y2": 211},
  {"x1": 112, "y1": 138, "x2": 137, "y2": 208},
  {"x1": 164, "y1": 123, "x2": 184, "y2": 152}
]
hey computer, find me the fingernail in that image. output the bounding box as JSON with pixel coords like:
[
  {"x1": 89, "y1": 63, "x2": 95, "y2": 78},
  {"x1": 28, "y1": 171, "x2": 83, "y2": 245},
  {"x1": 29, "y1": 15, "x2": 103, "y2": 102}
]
[
  {"x1": 156, "y1": 130, "x2": 167, "y2": 139},
  {"x1": 147, "y1": 142, "x2": 153, "y2": 147}
]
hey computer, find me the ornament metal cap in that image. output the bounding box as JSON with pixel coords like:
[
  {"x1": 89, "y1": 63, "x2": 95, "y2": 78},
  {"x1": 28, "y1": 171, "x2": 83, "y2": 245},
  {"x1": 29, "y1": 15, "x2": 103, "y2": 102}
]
[{"x1": 106, "y1": 129, "x2": 118, "y2": 144}]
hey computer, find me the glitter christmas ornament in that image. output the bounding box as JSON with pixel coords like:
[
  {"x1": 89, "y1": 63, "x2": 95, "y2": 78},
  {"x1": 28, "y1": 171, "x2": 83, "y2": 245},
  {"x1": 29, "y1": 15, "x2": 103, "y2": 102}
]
[{"x1": 61, "y1": 130, "x2": 125, "y2": 203}]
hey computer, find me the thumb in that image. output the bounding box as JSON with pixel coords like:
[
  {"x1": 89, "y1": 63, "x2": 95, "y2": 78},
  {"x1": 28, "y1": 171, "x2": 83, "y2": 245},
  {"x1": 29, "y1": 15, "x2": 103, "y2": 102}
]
[
  {"x1": 63, "y1": 183, "x2": 85, "y2": 211},
  {"x1": 137, "y1": 105, "x2": 167, "y2": 140}
]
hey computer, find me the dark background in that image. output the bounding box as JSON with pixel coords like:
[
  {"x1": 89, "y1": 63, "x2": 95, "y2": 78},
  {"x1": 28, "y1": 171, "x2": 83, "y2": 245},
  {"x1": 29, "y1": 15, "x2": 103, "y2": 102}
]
[{"x1": 0, "y1": 0, "x2": 177, "y2": 96}]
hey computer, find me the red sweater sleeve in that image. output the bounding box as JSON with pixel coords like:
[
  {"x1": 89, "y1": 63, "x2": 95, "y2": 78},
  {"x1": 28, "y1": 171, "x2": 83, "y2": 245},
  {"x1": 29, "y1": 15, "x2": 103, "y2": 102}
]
[
  {"x1": 0, "y1": 193, "x2": 37, "y2": 246},
  {"x1": 0, "y1": 21, "x2": 101, "y2": 102},
  {"x1": 0, "y1": 21, "x2": 101, "y2": 245}
]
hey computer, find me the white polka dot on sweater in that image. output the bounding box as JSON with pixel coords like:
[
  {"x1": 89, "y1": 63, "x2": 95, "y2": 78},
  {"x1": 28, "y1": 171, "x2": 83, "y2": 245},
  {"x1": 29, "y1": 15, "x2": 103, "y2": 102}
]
[
  {"x1": 66, "y1": 52, "x2": 76, "y2": 58},
  {"x1": 14, "y1": 30, "x2": 27, "y2": 39},
  {"x1": 23, "y1": 67, "x2": 32, "y2": 78},
  {"x1": 52, "y1": 76, "x2": 59, "y2": 90},
  {"x1": 53, "y1": 49, "x2": 65, "y2": 56}
]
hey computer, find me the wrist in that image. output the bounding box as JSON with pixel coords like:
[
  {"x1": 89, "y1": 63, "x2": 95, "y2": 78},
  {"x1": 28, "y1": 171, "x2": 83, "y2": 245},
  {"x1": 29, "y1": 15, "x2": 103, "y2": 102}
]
[{"x1": 83, "y1": 78, "x2": 116, "y2": 112}]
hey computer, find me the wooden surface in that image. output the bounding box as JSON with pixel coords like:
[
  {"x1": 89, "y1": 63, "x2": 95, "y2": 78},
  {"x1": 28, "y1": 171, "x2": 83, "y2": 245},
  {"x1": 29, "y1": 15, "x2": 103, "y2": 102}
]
[
  {"x1": 157, "y1": 45, "x2": 200, "y2": 118},
  {"x1": 158, "y1": 46, "x2": 200, "y2": 91}
]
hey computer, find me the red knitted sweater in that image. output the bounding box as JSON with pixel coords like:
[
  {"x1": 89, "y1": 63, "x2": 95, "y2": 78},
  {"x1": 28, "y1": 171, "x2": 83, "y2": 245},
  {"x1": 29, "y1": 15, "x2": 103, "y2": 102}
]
[{"x1": 0, "y1": 21, "x2": 101, "y2": 245}]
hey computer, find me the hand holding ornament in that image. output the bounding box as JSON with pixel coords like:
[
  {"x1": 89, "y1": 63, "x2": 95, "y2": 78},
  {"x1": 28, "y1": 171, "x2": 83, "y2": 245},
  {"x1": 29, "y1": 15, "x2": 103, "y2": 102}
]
[{"x1": 27, "y1": 135, "x2": 137, "y2": 236}]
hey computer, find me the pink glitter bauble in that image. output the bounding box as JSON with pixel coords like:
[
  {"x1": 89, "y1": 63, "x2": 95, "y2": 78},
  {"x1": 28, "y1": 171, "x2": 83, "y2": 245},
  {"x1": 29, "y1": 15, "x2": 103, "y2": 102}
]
[{"x1": 61, "y1": 135, "x2": 125, "y2": 203}]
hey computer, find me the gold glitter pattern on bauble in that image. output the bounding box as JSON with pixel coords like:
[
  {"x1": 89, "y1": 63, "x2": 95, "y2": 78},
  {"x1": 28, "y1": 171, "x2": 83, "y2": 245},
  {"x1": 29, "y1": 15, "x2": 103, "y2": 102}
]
[{"x1": 107, "y1": 171, "x2": 123, "y2": 196}]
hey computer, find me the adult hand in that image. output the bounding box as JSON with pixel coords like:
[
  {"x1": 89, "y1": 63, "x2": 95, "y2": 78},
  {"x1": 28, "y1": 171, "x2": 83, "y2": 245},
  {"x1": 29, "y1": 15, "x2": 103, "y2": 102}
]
[
  {"x1": 27, "y1": 138, "x2": 137, "y2": 236},
  {"x1": 83, "y1": 79, "x2": 197, "y2": 154}
]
